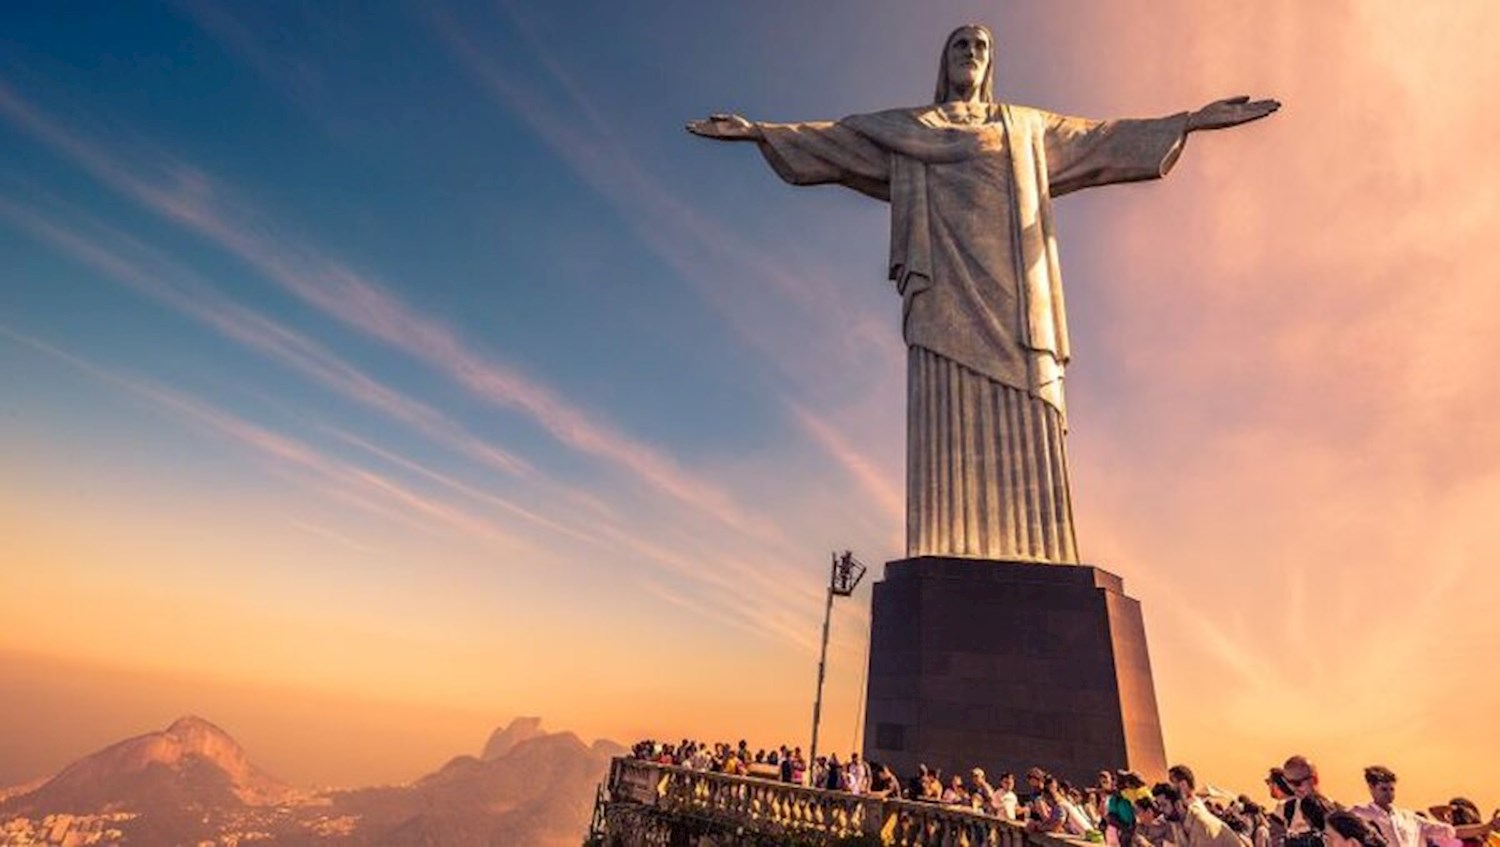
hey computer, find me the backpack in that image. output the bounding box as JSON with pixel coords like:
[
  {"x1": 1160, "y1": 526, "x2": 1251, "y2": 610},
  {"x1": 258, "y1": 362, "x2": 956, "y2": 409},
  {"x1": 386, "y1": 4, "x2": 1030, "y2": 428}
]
[{"x1": 1283, "y1": 798, "x2": 1330, "y2": 847}]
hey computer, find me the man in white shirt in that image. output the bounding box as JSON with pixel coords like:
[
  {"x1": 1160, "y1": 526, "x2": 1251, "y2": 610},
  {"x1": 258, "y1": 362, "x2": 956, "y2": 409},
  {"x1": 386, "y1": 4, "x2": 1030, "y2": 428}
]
[
  {"x1": 1171, "y1": 764, "x2": 1208, "y2": 816},
  {"x1": 1351, "y1": 766, "x2": 1498, "y2": 847},
  {"x1": 994, "y1": 772, "x2": 1021, "y2": 821},
  {"x1": 844, "y1": 752, "x2": 869, "y2": 795}
]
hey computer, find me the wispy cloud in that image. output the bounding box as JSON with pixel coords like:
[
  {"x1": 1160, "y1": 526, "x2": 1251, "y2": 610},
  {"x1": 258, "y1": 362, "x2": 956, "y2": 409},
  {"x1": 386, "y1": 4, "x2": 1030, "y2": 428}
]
[
  {"x1": 166, "y1": 0, "x2": 330, "y2": 121},
  {"x1": 0, "y1": 193, "x2": 533, "y2": 482},
  {"x1": 0, "y1": 327, "x2": 526, "y2": 557},
  {"x1": 431, "y1": 2, "x2": 908, "y2": 506},
  {"x1": 438, "y1": 3, "x2": 881, "y2": 334},
  {"x1": 0, "y1": 75, "x2": 772, "y2": 544},
  {"x1": 789, "y1": 402, "x2": 903, "y2": 530},
  {"x1": 0, "y1": 190, "x2": 822, "y2": 652},
  {"x1": 23, "y1": 8, "x2": 909, "y2": 651},
  {"x1": 288, "y1": 519, "x2": 383, "y2": 556}
]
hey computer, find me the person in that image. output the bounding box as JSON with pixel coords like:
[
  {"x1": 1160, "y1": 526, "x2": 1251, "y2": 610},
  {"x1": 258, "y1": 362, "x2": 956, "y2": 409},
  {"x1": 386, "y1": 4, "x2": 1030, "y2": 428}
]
[
  {"x1": 993, "y1": 772, "x2": 1021, "y2": 821},
  {"x1": 1136, "y1": 795, "x2": 1174, "y2": 847},
  {"x1": 1059, "y1": 782, "x2": 1097, "y2": 836},
  {"x1": 1349, "y1": 766, "x2": 1458, "y2": 847},
  {"x1": 971, "y1": 768, "x2": 996, "y2": 812},
  {"x1": 1096, "y1": 772, "x2": 1118, "y2": 824},
  {"x1": 1120, "y1": 772, "x2": 1153, "y2": 807},
  {"x1": 1240, "y1": 797, "x2": 1272, "y2": 847},
  {"x1": 1432, "y1": 797, "x2": 1500, "y2": 847},
  {"x1": 943, "y1": 774, "x2": 972, "y2": 807},
  {"x1": 868, "y1": 762, "x2": 902, "y2": 800},
  {"x1": 908, "y1": 763, "x2": 931, "y2": 802},
  {"x1": 1029, "y1": 774, "x2": 1070, "y2": 835},
  {"x1": 824, "y1": 753, "x2": 843, "y2": 791},
  {"x1": 884, "y1": 763, "x2": 903, "y2": 801},
  {"x1": 1277, "y1": 755, "x2": 1337, "y2": 847},
  {"x1": 722, "y1": 745, "x2": 745, "y2": 776},
  {"x1": 1218, "y1": 804, "x2": 1253, "y2": 843},
  {"x1": 1025, "y1": 768, "x2": 1051, "y2": 817},
  {"x1": 788, "y1": 747, "x2": 806, "y2": 786},
  {"x1": 1267, "y1": 768, "x2": 1294, "y2": 847},
  {"x1": 1350, "y1": 767, "x2": 1500, "y2": 847},
  {"x1": 1106, "y1": 772, "x2": 1147, "y2": 847},
  {"x1": 1171, "y1": 765, "x2": 1206, "y2": 815},
  {"x1": 921, "y1": 768, "x2": 944, "y2": 802},
  {"x1": 1154, "y1": 782, "x2": 1249, "y2": 847},
  {"x1": 809, "y1": 755, "x2": 828, "y2": 789},
  {"x1": 845, "y1": 752, "x2": 869, "y2": 795},
  {"x1": 688, "y1": 24, "x2": 1278, "y2": 563}
]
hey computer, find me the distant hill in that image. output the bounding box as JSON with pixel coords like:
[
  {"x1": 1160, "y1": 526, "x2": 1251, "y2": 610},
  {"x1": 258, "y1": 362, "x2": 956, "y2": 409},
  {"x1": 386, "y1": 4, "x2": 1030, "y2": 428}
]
[
  {"x1": 22, "y1": 715, "x2": 292, "y2": 807},
  {"x1": 343, "y1": 729, "x2": 611, "y2": 846},
  {"x1": 481, "y1": 715, "x2": 545, "y2": 761},
  {"x1": 0, "y1": 715, "x2": 618, "y2": 846},
  {"x1": 0, "y1": 715, "x2": 297, "y2": 844}
]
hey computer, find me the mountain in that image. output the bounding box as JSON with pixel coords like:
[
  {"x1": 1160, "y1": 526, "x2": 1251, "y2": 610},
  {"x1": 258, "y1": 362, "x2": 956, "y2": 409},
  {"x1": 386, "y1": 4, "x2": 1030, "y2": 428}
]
[
  {"x1": 481, "y1": 716, "x2": 545, "y2": 761},
  {"x1": 4, "y1": 715, "x2": 291, "y2": 813},
  {"x1": 0, "y1": 716, "x2": 297, "y2": 844},
  {"x1": 342, "y1": 721, "x2": 612, "y2": 846},
  {"x1": 0, "y1": 715, "x2": 619, "y2": 846}
]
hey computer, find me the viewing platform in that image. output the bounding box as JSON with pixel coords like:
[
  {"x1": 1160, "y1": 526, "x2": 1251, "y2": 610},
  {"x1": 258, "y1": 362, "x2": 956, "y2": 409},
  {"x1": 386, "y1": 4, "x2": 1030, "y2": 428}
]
[{"x1": 591, "y1": 757, "x2": 1093, "y2": 847}]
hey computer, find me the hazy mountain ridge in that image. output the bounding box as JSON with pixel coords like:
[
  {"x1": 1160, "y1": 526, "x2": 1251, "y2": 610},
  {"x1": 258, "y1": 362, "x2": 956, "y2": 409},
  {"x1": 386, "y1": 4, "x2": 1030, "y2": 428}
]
[
  {"x1": 481, "y1": 716, "x2": 545, "y2": 762},
  {"x1": 0, "y1": 716, "x2": 616, "y2": 846}
]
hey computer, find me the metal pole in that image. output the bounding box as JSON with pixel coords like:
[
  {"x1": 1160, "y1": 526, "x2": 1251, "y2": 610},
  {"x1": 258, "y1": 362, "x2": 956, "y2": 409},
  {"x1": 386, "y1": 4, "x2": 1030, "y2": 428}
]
[{"x1": 808, "y1": 553, "x2": 836, "y2": 787}]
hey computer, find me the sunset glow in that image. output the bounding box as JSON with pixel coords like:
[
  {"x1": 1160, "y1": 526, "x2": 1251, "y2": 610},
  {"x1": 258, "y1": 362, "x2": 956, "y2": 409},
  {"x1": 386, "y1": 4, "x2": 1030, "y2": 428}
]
[{"x1": 4, "y1": 0, "x2": 1500, "y2": 814}]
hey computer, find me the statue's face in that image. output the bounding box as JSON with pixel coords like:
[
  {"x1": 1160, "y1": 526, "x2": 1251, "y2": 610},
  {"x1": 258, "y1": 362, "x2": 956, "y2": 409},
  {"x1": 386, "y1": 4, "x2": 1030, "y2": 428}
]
[{"x1": 945, "y1": 26, "x2": 990, "y2": 94}]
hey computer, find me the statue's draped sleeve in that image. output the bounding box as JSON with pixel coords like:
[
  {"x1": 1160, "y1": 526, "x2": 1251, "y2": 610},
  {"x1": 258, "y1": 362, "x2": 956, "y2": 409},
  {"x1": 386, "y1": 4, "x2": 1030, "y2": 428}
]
[
  {"x1": 1037, "y1": 109, "x2": 1190, "y2": 198},
  {"x1": 1002, "y1": 106, "x2": 1189, "y2": 374},
  {"x1": 754, "y1": 121, "x2": 892, "y2": 202}
]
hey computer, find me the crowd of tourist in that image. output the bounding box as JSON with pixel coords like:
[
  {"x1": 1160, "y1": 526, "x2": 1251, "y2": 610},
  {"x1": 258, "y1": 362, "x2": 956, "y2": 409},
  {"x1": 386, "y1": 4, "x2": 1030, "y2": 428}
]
[{"x1": 628, "y1": 741, "x2": 1500, "y2": 847}]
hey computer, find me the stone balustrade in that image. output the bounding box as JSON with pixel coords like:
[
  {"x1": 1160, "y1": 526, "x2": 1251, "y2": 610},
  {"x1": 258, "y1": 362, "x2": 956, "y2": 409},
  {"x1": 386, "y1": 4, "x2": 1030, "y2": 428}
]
[{"x1": 597, "y1": 757, "x2": 1090, "y2": 847}]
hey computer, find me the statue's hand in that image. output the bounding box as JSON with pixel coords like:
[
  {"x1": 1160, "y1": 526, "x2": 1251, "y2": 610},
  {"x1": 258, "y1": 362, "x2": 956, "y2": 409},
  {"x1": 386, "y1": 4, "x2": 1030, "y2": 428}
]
[
  {"x1": 1187, "y1": 95, "x2": 1281, "y2": 131},
  {"x1": 686, "y1": 113, "x2": 762, "y2": 141}
]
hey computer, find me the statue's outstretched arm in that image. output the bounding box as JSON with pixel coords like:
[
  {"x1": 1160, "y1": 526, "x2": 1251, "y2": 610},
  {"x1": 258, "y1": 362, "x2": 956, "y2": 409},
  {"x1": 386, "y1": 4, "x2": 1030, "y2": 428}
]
[
  {"x1": 1186, "y1": 95, "x2": 1280, "y2": 132},
  {"x1": 686, "y1": 113, "x2": 763, "y2": 141},
  {"x1": 686, "y1": 112, "x2": 891, "y2": 201}
]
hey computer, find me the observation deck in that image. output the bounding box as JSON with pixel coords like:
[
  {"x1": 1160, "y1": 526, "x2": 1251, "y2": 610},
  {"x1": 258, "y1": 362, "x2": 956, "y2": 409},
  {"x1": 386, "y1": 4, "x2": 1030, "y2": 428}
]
[{"x1": 591, "y1": 757, "x2": 1095, "y2": 847}]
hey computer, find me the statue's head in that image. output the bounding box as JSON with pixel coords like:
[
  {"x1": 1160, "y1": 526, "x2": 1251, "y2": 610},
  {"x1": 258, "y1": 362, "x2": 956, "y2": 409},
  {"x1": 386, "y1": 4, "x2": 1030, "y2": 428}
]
[{"x1": 934, "y1": 24, "x2": 994, "y2": 104}]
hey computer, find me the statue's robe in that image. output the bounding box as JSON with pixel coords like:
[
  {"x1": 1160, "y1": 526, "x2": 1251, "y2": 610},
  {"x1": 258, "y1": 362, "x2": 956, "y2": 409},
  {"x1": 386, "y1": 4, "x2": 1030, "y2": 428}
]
[{"x1": 756, "y1": 103, "x2": 1188, "y2": 562}]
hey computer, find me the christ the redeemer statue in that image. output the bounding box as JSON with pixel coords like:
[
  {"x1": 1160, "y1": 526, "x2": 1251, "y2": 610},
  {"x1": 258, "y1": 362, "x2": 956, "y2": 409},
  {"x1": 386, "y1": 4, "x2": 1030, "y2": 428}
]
[{"x1": 690, "y1": 24, "x2": 1277, "y2": 564}]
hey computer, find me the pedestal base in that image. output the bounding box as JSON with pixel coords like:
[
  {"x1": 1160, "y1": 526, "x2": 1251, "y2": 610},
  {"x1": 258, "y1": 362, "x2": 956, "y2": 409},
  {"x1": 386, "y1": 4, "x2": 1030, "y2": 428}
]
[{"x1": 862, "y1": 556, "x2": 1166, "y2": 786}]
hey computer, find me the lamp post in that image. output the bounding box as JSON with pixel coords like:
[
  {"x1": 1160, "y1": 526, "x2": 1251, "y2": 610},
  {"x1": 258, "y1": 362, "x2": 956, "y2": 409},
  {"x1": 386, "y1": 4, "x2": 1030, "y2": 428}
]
[{"x1": 808, "y1": 550, "x2": 867, "y2": 787}]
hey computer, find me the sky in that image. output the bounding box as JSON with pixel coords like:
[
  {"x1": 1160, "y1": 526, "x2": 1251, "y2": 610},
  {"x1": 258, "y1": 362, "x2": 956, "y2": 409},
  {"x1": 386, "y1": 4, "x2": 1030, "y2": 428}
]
[{"x1": 3, "y1": 0, "x2": 1499, "y2": 810}]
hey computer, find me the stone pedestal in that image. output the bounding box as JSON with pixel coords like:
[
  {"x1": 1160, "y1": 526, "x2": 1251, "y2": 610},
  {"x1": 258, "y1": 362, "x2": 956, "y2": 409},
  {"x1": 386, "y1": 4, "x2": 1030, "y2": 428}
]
[{"x1": 862, "y1": 556, "x2": 1166, "y2": 786}]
